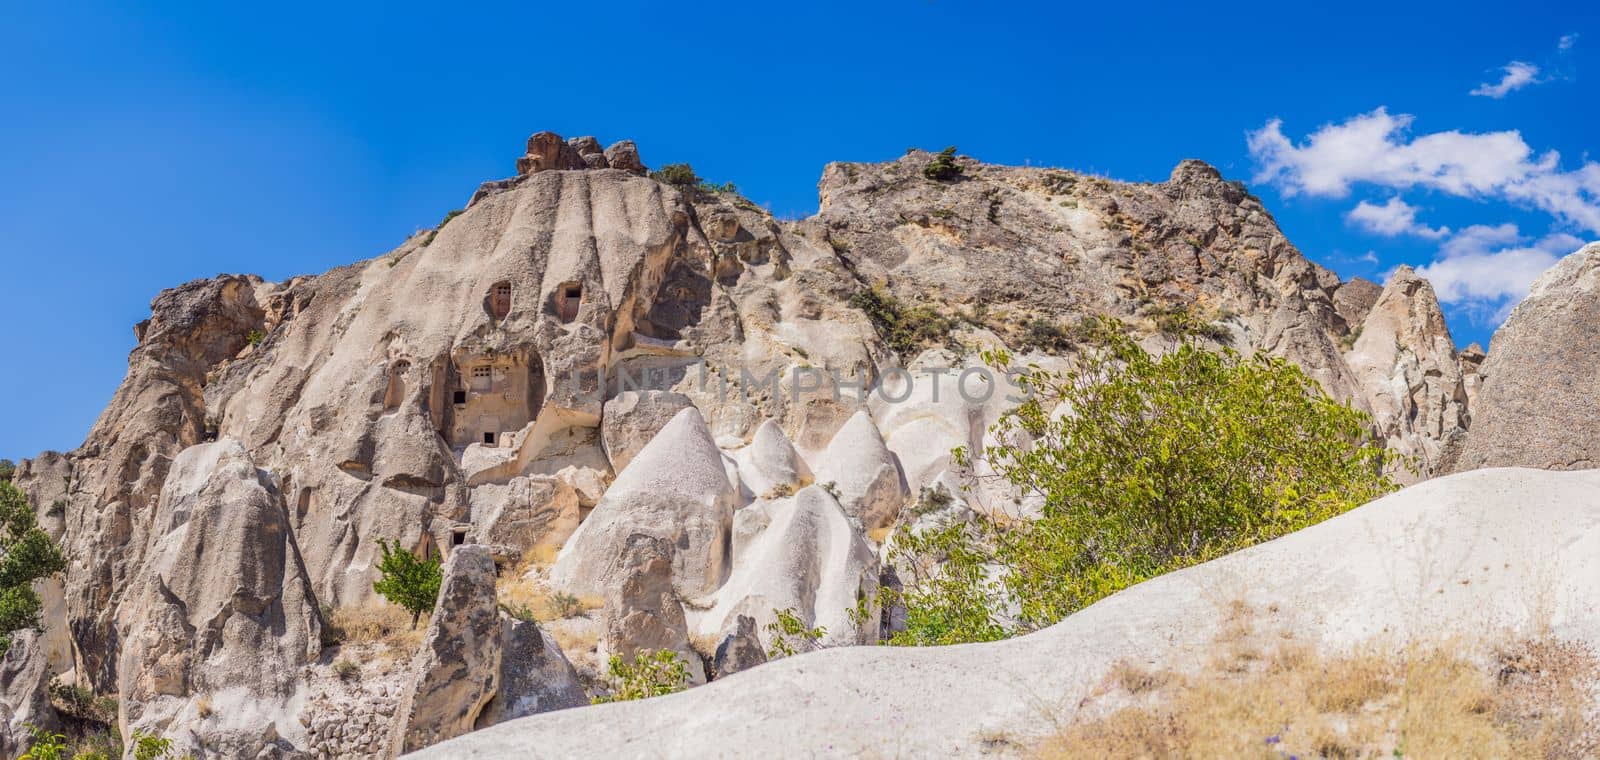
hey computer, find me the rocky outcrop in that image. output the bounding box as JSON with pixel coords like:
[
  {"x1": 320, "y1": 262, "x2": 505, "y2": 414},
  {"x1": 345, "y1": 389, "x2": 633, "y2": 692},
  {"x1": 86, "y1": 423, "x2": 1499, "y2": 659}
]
[
  {"x1": 482, "y1": 620, "x2": 586, "y2": 724},
  {"x1": 116, "y1": 439, "x2": 321, "y2": 758},
  {"x1": 710, "y1": 615, "x2": 766, "y2": 678},
  {"x1": 694, "y1": 486, "x2": 879, "y2": 650},
  {"x1": 411, "y1": 466, "x2": 1600, "y2": 758},
  {"x1": 1450, "y1": 243, "x2": 1600, "y2": 471},
  {"x1": 600, "y1": 391, "x2": 695, "y2": 474},
  {"x1": 1344, "y1": 266, "x2": 1467, "y2": 482},
  {"x1": 17, "y1": 130, "x2": 1509, "y2": 757},
  {"x1": 0, "y1": 632, "x2": 58, "y2": 759},
  {"x1": 812, "y1": 411, "x2": 908, "y2": 530},
  {"x1": 598, "y1": 535, "x2": 706, "y2": 685},
  {"x1": 388, "y1": 546, "x2": 500, "y2": 756},
  {"x1": 551, "y1": 409, "x2": 737, "y2": 599}
]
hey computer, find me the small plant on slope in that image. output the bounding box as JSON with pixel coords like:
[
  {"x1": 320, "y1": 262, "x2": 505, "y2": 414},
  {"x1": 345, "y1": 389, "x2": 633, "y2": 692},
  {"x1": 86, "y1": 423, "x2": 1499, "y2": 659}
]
[
  {"x1": 765, "y1": 608, "x2": 827, "y2": 658},
  {"x1": 923, "y1": 146, "x2": 964, "y2": 181},
  {"x1": 592, "y1": 649, "x2": 691, "y2": 703},
  {"x1": 371, "y1": 538, "x2": 442, "y2": 628}
]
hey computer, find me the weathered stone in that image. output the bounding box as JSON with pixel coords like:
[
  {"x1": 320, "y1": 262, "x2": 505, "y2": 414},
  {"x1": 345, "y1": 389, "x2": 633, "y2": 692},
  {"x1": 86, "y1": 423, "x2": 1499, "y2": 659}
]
[
  {"x1": 0, "y1": 632, "x2": 58, "y2": 760},
  {"x1": 601, "y1": 390, "x2": 695, "y2": 474},
  {"x1": 603, "y1": 140, "x2": 645, "y2": 174},
  {"x1": 481, "y1": 618, "x2": 587, "y2": 724},
  {"x1": 1451, "y1": 243, "x2": 1600, "y2": 471},
  {"x1": 516, "y1": 131, "x2": 587, "y2": 174},
  {"x1": 599, "y1": 534, "x2": 706, "y2": 684},
  {"x1": 711, "y1": 615, "x2": 767, "y2": 679},
  {"x1": 812, "y1": 411, "x2": 908, "y2": 530},
  {"x1": 388, "y1": 545, "x2": 501, "y2": 756}
]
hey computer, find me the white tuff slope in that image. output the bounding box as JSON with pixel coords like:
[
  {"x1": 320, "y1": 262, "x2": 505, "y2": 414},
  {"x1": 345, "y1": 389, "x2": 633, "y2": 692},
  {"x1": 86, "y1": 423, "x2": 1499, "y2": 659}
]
[{"x1": 408, "y1": 467, "x2": 1600, "y2": 758}]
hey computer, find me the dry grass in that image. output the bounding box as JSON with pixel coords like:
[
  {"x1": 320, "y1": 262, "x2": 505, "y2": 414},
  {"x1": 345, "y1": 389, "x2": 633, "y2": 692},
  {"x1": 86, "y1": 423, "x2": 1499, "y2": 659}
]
[
  {"x1": 1040, "y1": 632, "x2": 1600, "y2": 760},
  {"x1": 550, "y1": 624, "x2": 600, "y2": 657},
  {"x1": 326, "y1": 605, "x2": 426, "y2": 657},
  {"x1": 867, "y1": 526, "x2": 894, "y2": 543}
]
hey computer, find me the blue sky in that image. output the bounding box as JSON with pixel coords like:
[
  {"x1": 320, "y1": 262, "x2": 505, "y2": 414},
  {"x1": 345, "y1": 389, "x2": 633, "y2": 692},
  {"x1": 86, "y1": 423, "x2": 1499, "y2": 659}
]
[{"x1": 2, "y1": 0, "x2": 1596, "y2": 460}]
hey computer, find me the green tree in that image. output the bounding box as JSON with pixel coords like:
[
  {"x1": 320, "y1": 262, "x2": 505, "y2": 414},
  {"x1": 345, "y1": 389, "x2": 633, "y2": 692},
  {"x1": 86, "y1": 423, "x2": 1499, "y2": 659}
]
[
  {"x1": 0, "y1": 459, "x2": 15, "y2": 481},
  {"x1": 371, "y1": 538, "x2": 441, "y2": 628},
  {"x1": 890, "y1": 320, "x2": 1399, "y2": 644},
  {"x1": 764, "y1": 608, "x2": 827, "y2": 658},
  {"x1": 592, "y1": 649, "x2": 691, "y2": 703},
  {"x1": 18, "y1": 725, "x2": 69, "y2": 760},
  {"x1": 922, "y1": 146, "x2": 963, "y2": 181},
  {"x1": 649, "y1": 163, "x2": 700, "y2": 187},
  {"x1": 0, "y1": 481, "x2": 67, "y2": 656}
]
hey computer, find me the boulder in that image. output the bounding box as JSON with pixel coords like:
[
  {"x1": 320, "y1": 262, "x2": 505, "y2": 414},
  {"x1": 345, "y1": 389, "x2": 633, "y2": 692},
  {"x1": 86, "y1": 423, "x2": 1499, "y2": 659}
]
[
  {"x1": 729, "y1": 419, "x2": 812, "y2": 499},
  {"x1": 481, "y1": 618, "x2": 587, "y2": 724},
  {"x1": 388, "y1": 545, "x2": 501, "y2": 756},
  {"x1": 469, "y1": 475, "x2": 581, "y2": 552},
  {"x1": 566, "y1": 136, "x2": 609, "y2": 170},
  {"x1": 0, "y1": 632, "x2": 58, "y2": 760},
  {"x1": 601, "y1": 391, "x2": 695, "y2": 474},
  {"x1": 411, "y1": 467, "x2": 1600, "y2": 758},
  {"x1": 1450, "y1": 244, "x2": 1600, "y2": 472},
  {"x1": 115, "y1": 439, "x2": 322, "y2": 759},
  {"x1": 603, "y1": 140, "x2": 646, "y2": 175},
  {"x1": 599, "y1": 534, "x2": 707, "y2": 685},
  {"x1": 516, "y1": 131, "x2": 586, "y2": 174},
  {"x1": 711, "y1": 615, "x2": 767, "y2": 679},
  {"x1": 1332, "y1": 276, "x2": 1382, "y2": 330},
  {"x1": 551, "y1": 408, "x2": 737, "y2": 599},
  {"x1": 812, "y1": 411, "x2": 908, "y2": 530}
]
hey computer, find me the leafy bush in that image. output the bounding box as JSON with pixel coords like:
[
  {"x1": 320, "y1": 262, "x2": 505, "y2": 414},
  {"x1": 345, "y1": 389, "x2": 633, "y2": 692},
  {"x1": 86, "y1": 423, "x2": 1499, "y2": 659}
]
[
  {"x1": 0, "y1": 481, "x2": 67, "y2": 656},
  {"x1": 1020, "y1": 318, "x2": 1074, "y2": 353},
  {"x1": 371, "y1": 538, "x2": 441, "y2": 628},
  {"x1": 437, "y1": 209, "x2": 463, "y2": 228},
  {"x1": 244, "y1": 328, "x2": 265, "y2": 347},
  {"x1": 650, "y1": 163, "x2": 700, "y2": 187},
  {"x1": 19, "y1": 725, "x2": 69, "y2": 760},
  {"x1": 891, "y1": 326, "x2": 1398, "y2": 643},
  {"x1": 47, "y1": 679, "x2": 116, "y2": 723},
  {"x1": 1151, "y1": 304, "x2": 1230, "y2": 341},
  {"x1": 765, "y1": 608, "x2": 827, "y2": 658},
  {"x1": 592, "y1": 649, "x2": 691, "y2": 703},
  {"x1": 923, "y1": 146, "x2": 963, "y2": 181},
  {"x1": 0, "y1": 459, "x2": 14, "y2": 481},
  {"x1": 130, "y1": 731, "x2": 180, "y2": 760},
  {"x1": 849, "y1": 287, "x2": 955, "y2": 356},
  {"x1": 334, "y1": 659, "x2": 360, "y2": 682}
]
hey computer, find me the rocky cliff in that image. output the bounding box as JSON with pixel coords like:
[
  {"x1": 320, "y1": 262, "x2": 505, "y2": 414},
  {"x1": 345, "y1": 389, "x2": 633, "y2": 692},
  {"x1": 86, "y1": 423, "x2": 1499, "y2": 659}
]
[{"x1": 5, "y1": 132, "x2": 1489, "y2": 758}]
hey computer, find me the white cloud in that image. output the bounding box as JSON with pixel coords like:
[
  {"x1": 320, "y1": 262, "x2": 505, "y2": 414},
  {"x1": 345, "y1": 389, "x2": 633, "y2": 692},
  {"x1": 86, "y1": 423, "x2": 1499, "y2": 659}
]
[
  {"x1": 1415, "y1": 224, "x2": 1584, "y2": 322},
  {"x1": 1471, "y1": 61, "x2": 1543, "y2": 98},
  {"x1": 1346, "y1": 197, "x2": 1450, "y2": 238},
  {"x1": 1247, "y1": 108, "x2": 1600, "y2": 233},
  {"x1": 1559, "y1": 33, "x2": 1579, "y2": 51}
]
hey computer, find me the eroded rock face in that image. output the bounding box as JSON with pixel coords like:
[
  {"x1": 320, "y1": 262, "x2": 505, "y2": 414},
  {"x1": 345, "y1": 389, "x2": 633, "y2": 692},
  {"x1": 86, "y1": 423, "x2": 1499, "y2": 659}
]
[
  {"x1": 598, "y1": 534, "x2": 706, "y2": 685},
  {"x1": 1450, "y1": 243, "x2": 1600, "y2": 471},
  {"x1": 20, "y1": 131, "x2": 1501, "y2": 757},
  {"x1": 116, "y1": 439, "x2": 321, "y2": 758},
  {"x1": 483, "y1": 620, "x2": 587, "y2": 724},
  {"x1": 551, "y1": 408, "x2": 737, "y2": 599},
  {"x1": 388, "y1": 545, "x2": 500, "y2": 756},
  {"x1": 1344, "y1": 266, "x2": 1467, "y2": 482},
  {"x1": 0, "y1": 632, "x2": 58, "y2": 760},
  {"x1": 711, "y1": 615, "x2": 766, "y2": 679}
]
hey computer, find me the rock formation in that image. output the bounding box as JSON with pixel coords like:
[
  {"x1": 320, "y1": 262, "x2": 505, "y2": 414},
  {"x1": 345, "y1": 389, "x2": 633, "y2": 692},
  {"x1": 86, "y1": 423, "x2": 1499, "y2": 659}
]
[
  {"x1": 412, "y1": 466, "x2": 1600, "y2": 758},
  {"x1": 1343, "y1": 266, "x2": 1468, "y2": 482},
  {"x1": 1449, "y1": 243, "x2": 1600, "y2": 472},
  {"x1": 4, "y1": 130, "x2": 1519, "y2": 757}
]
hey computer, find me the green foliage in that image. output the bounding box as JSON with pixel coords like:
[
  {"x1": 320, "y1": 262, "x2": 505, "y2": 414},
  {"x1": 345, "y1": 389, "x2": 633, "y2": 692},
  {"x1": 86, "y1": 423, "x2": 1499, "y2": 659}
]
[
  {"x1": 371, "y1": 538, "x2": 441, "y2": 628},
  {"x1": 19, "y1": 725, "x2": 69, "y2": 760},
  {"x1": 923, "y1": 146, "x2": 963, "y2": 181},
  {"x1": 650, "y1": 163, "x2": 700, "y2": 187},
  {"x1": 438, "y1": 209, "x2": 464, "y2": 228},
  {"x1": 849, "y1": 286, "x2": 955, "y2": 356},
  {"x1": 547, "y1": 591, "x2": 583, "y2": 619},
  {"x1": 1150, "y1": 304, "x2": 1230, "y2": 341},
  {"x1": 0, "y1": 459, "x2": 14, "y2": 481},
  {"x1": 696, "y1": 180, "x2": 739, "y2": 195},
  {"x1": 244, "y1": 328, "x2": 265, "y2": 347},
  {"x1": 1020, "y1": 318, "x2": 1074, "y2": 353},
  {"x1": 893, "y1": 330, "x2": 1398, "y2": 643},
  {"x1": 592, "y1": 649, "x2": 691, "y2": 703},
  {"x1": 498, "y1": 601, "x2": 539, "y2": 622},
  {"x1": 0, "y1": 481, "x2": 67, "y2": 656},
  {"x1": 764, "y1": 608, "x2": 827, "y2": 658},
  {"x1": 130, "y1": 731, "x2": 180, "y2": 760}
]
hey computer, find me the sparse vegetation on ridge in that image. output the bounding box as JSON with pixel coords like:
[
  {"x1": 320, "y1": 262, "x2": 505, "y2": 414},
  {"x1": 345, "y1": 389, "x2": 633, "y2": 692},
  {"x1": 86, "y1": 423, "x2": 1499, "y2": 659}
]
[
  {"x1": 849, "y1": 286, "x2": 955, "y2": 356},
  {"x1": 922, "y1": 146, "x2": 963, "y2": 181}
]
